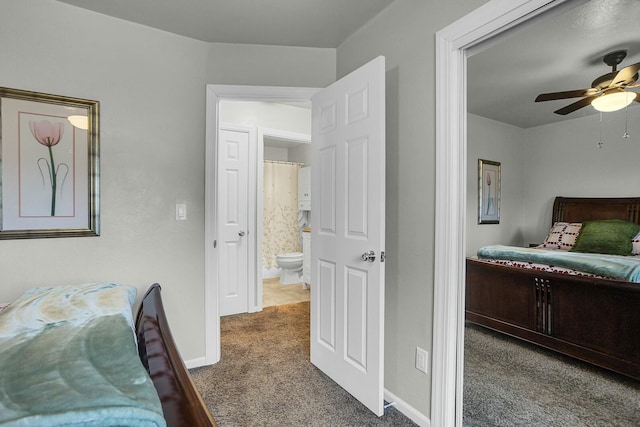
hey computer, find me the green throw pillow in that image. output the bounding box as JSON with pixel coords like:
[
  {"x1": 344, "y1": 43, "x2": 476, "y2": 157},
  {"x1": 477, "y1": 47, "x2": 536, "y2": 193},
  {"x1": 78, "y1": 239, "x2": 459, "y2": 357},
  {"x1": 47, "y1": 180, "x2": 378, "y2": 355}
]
[{"x1": 570, "y1": 219, "x2": 640, "y2": 256}]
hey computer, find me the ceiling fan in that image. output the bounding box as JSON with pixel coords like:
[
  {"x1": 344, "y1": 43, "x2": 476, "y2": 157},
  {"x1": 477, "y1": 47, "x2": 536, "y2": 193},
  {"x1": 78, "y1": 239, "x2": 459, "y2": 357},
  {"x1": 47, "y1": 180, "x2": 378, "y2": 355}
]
[{"x1": 535, "y1": 50, "x2": 640, "y2": 115}]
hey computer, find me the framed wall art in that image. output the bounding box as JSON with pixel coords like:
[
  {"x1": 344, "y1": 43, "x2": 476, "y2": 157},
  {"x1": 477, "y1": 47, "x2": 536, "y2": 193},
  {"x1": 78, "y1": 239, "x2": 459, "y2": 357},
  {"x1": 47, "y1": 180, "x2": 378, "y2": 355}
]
[
  {"x1": 478, "y1": 159, "x2": 500, "y2": 224},
  {"x1": 0, "y1": 87, "x2": 99, "y2": 239}
]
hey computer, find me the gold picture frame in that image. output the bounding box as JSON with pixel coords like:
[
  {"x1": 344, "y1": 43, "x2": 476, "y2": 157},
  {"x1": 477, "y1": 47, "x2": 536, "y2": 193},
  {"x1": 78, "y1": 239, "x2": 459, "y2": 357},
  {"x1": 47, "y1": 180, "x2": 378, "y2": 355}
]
[{"x1": 0, "y1": 87, "x2": 99, "y2": 239}]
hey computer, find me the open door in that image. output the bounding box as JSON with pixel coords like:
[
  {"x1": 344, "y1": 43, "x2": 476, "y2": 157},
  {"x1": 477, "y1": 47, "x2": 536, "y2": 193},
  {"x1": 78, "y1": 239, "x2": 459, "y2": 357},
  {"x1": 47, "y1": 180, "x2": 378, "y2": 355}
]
[{"x1": 310, "y1": 56, "x2": 386, "y2": 416}]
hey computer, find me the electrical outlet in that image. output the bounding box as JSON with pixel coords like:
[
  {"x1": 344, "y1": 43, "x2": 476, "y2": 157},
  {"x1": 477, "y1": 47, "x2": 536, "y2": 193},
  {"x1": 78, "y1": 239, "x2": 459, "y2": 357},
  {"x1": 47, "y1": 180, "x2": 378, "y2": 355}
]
[{"x1": 416, "y1": 347, "x2": 428, "y2": 374}]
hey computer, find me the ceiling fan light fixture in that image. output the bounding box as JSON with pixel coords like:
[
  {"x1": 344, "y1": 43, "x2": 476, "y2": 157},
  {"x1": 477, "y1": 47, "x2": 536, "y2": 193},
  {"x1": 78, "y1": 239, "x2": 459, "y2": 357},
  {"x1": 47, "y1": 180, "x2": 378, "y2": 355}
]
[{"x1": 591, "y1": 90, "x2": 637, "y2": 112}]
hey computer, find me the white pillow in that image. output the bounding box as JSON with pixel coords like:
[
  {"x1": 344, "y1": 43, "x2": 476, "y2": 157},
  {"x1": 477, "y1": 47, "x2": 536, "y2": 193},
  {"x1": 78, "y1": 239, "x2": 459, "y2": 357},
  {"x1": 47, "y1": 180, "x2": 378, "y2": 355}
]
[
  {"x1": 538, "y1": 222, "x2": 582, "y2": 251},
  {"x1": 632, "y1": 230, "x2": 640, "y2": 255}
]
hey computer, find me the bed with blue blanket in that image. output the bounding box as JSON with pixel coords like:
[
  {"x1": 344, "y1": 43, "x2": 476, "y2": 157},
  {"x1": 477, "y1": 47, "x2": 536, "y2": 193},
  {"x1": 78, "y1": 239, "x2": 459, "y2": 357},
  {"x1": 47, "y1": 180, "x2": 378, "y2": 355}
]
[
  {"x1": 466, "y1": 197, "x2": 640, "y2": 381},
  {"x1": 0, "y1": 282, "x2": 216, "y2": 427}
]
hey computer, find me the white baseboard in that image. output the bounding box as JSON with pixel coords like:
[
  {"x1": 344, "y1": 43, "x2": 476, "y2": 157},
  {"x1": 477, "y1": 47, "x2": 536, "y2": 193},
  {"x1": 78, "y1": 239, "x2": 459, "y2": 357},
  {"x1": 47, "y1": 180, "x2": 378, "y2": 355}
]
[
  {"x1": 384, "y1": 389, "x2": 430, "y2": 427},
  {"x1": 184, "y1": 357, "x2": 208, "y2": 370}
]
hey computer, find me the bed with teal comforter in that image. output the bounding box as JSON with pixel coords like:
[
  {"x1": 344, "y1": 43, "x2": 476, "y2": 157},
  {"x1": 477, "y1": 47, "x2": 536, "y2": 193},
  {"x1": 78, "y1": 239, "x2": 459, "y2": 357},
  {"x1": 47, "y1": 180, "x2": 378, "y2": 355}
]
[
  {"x1": 477, "y1": 245, "x2": 640, "y2": 283},
  {"x1": 0, "y1": 283, "x2": 166, "y2": 427}
]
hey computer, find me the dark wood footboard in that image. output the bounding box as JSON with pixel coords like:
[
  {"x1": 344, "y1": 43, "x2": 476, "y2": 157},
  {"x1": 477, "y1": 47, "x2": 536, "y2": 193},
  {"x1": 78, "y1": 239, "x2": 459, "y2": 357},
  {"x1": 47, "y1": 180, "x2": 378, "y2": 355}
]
[
  {"x1": 466, "y1": 258, "x2": 640, "y2": 381},
  {"x1": 135, "y1": 283, "x2": 217, "y2": 427}
]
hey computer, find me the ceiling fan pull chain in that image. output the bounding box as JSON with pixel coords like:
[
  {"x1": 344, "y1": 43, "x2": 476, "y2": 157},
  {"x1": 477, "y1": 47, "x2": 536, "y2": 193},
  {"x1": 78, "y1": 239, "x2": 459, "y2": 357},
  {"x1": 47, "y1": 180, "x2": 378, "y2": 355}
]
[
  {"x1": 623, "y1": 104, "x2": 630, "y2": 139},
  {"x1": 597, "y1": 111, "x2": 604, "y2": 149}
]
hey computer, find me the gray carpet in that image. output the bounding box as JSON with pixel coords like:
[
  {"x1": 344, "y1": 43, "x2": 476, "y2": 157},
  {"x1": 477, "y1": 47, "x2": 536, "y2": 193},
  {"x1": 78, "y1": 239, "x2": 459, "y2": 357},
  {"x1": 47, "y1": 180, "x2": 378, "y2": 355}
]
[
  {"x1": 190, "y1": 301, "x2": 416, "y2": 427},
  {"x1": 463, "y1": 323, "x2": 640, "y2": 426}
]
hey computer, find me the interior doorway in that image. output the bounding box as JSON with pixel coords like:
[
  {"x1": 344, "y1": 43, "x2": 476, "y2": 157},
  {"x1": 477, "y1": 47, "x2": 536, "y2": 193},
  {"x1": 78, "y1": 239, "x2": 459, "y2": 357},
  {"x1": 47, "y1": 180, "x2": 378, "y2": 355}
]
[
  {"x1": 432, "y1": 1, "x2": 578, "y2": 426},
  {"x1": 204, "y1": 85, "x2": 319, "y2": 365},
  {"x1": 206, "y1": 56, "x2": 387, "y2": 416},
  {"x1": 218, "y1": 101, "x2": 312, "y2": 316}
]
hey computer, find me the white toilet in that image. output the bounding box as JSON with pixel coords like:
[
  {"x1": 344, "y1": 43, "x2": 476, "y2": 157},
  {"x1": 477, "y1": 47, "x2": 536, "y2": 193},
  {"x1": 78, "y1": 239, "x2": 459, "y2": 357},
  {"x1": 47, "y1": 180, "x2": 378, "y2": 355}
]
[{"x1": 276, "y1": 252, "x2": 303, "y2": 285}]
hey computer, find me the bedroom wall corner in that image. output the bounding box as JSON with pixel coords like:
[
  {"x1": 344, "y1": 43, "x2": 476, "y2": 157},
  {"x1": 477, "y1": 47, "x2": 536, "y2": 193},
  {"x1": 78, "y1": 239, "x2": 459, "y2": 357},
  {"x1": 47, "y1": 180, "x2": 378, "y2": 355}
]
[
  {"x1": 466, "y1": 114, "x2": 526, "y2": 255},
  {"x1": 521, "y1": 107, "x2": 640, "y2": 243}
]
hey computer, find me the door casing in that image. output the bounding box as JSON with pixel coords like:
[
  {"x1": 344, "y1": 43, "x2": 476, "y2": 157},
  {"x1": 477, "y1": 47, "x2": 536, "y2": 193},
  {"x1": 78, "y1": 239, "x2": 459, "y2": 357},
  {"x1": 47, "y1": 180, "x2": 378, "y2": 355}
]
[
  {"x1": 205, "y1": 85, "x2": 320, "y2": 364},
  {"x1": 433, "y1": 0, "x2": 581, "y2": 425}
]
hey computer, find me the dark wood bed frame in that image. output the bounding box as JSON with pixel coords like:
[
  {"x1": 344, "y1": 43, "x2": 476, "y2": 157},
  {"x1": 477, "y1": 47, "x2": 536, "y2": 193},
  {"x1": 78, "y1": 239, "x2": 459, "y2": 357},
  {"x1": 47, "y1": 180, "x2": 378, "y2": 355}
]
[
  {"x1": 135, "y1": 283, "x2": 217, "y2": 426},
  {"x1": 466, "y1": 197, "x2": 640, "y2": 381}
]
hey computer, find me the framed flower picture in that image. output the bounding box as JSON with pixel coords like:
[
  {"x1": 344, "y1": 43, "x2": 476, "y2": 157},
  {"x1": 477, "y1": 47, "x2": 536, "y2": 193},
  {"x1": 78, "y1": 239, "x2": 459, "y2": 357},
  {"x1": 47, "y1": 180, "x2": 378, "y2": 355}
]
[
  {"x1": 0, "y1": 87, "x2": 99, "y2": 239},
  {"x1": 478, "y1": 159, "x2": 500, "y2": 224}
]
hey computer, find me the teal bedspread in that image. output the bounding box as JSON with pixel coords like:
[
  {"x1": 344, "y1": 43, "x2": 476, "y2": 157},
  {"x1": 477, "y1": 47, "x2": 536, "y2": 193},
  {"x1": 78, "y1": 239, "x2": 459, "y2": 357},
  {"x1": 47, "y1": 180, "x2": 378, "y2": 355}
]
[
  {"x1": 477, "y1": 245, "x2": 640, "y2": 283},
  {"x1": 0, "y1": 283, "x2": 166, "y2": 427}
]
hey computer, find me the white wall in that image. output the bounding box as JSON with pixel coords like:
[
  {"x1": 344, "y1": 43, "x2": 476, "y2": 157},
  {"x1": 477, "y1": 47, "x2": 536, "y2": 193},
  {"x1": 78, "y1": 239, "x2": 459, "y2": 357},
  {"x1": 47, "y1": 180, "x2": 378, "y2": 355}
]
[
  {"x1": 288, "y1": 144, "x2": 313, "y2": 166},
  {"x1": 264, "y1": 147, "x2": 289, "y2": 161},
  {"x1": 206, "y1": 43, "x2": 335, "y2": 88},
  {"x1": 336, "y1": 0, "x2": 489, "y2": 417},
  {"x1": 466, "y1": 114, "x2": 525, "y2": 256},
  {"x1": 220, "y1": 100, "x2": 312, "y2": 162},
  {"x1": 521, "y1": 106, "x2": 640, "y2": 243},
  {"x1": 219, "y1": 101, "x2": 311, "y2": 134},
  {"x1": 0, "y1": 0, "x2": 210, "y2": 360},
  {"x1": 0, "y1": 0, "x2": 335, "y2": 362},
  {"x1": 466, "y1": 106, "x2": 640, "y2": 251}
]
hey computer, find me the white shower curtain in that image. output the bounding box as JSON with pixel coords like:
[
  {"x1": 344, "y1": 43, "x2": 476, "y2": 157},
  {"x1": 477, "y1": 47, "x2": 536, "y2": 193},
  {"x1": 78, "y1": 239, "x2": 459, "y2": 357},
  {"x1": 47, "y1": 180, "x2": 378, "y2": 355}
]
[{"x1": 263, "y1": 161, "x2": 301, "y2": 268}]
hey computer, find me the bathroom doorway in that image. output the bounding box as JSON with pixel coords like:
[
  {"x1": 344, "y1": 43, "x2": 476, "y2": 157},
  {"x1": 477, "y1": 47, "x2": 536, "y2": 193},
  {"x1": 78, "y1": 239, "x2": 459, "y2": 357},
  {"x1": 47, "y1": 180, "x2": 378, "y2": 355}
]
[{"x1": 218, "y1": 100, "x2": 312, "y2": 314}]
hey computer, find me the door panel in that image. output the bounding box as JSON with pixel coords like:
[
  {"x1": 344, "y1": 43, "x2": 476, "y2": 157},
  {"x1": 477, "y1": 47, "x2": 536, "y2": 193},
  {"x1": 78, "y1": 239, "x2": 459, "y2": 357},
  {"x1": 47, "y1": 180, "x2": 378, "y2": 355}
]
[
  {"x1": 311, "y1": 55, "x2": 386, "y2": 416},
  {"x1": 346, "y1": 137, "x2": 368, "y2": 238},
  {"x1": 345, "y1": 266, "x2": 368, "y2": 371},
  {"x1": 318, "y1": 259, "x2": 336, "y2": 350},
  {"x1": 318, "y1": 146, "x2": 337, "y2": 234}
]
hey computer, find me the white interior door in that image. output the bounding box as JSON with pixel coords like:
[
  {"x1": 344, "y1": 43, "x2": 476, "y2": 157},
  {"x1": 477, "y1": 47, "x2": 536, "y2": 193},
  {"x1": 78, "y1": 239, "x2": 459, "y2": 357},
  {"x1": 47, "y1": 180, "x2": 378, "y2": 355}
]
[
  {"x1": 218, "y1": 127, "x2": 250, "y2": 316},
  {"x1": 310, "y1": 55, "x2": 386, "y2": 416}
]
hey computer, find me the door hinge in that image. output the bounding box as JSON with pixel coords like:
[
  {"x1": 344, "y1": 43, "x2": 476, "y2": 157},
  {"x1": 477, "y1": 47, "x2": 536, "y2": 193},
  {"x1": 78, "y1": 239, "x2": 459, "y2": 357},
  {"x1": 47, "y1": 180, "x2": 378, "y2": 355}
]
[{"x1": 380, "y1": 251, "x2": 386, "y2": 262}]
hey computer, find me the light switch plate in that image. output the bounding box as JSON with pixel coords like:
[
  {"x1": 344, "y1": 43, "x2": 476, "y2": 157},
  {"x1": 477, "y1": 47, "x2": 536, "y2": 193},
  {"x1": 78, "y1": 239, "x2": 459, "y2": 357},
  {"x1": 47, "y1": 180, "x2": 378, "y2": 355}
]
[{"x1": 176, "y1": 203, "x2": 187, "y2": 220}]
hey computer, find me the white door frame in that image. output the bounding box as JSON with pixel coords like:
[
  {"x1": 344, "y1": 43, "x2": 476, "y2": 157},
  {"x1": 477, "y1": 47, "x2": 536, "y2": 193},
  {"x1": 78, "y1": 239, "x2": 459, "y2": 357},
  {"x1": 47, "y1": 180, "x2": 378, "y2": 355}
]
[
  {"x1": 205, "y1": 85, "x2": 320, "y2": 364},
  {"x1": 432, "y1": 0, "x2": 578, "y2": 425}
]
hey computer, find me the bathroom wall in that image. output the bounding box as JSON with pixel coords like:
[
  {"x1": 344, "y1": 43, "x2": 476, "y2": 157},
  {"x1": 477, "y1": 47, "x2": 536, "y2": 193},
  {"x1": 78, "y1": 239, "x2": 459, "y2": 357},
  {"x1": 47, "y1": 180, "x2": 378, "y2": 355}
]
[
  {"x1": 288, "y1": 144, "x2": 313, "y2": 165},
  {"x1": 264, "y1": 147, "x2": 289, "y2": 161}
]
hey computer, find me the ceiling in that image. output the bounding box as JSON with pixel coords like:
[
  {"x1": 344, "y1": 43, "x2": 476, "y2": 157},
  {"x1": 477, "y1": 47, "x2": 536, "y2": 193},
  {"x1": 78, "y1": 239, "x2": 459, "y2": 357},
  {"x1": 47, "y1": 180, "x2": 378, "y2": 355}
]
[
  {"x1": 468, "y1": 0, "x2": 640, "y2": 128},
  {"x1": 56, "y1": 0, "x2": 640, "y2": 129},
  {"x1": 55, "y1": 0, "x2": 394, "y2": 48}
]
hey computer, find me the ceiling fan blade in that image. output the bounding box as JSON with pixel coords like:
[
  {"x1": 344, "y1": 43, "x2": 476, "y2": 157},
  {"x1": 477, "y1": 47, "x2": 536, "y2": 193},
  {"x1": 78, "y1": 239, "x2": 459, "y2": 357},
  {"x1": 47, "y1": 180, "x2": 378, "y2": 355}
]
[
  {"x1": 610, "y1": 61, "x2": 640, "y2": 86},
  {"x1": 535, "y1": 89, "x2": 595, "y2": 102},
  {"x1": 553, "y1": 95, "x2": 598, "y2": 115}
]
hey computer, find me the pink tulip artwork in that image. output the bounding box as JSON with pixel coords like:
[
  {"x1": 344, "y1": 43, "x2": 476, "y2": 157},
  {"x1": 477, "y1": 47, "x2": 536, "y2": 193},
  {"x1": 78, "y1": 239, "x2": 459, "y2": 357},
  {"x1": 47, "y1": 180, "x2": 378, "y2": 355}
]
[
  {"x1": 485, "y1": 172, "x2": 493, "y2": 215},
  {"x1": 29, "y1": 120, "x2": 69, "y2": 216}
]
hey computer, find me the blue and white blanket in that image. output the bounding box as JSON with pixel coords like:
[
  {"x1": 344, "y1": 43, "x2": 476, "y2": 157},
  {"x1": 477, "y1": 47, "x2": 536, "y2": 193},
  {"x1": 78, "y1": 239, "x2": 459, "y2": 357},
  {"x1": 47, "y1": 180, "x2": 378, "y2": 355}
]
[
  {"x1": 477, "y1": 245, "x2": 640, "y2": 283},
  {"x1": 0, "y1": 283, "x2": 166, "y2": 426}
]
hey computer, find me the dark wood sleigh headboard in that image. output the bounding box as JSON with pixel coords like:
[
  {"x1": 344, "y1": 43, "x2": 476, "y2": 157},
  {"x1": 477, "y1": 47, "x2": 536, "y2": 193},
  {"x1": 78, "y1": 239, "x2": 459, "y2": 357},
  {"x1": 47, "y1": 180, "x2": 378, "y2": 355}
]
[
  {"x1": 135, "y1": 283, "x2": 217, "y2": 427},
  {"x1": 552, "y1": 197, "x2": 640, "y2": 225}
]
